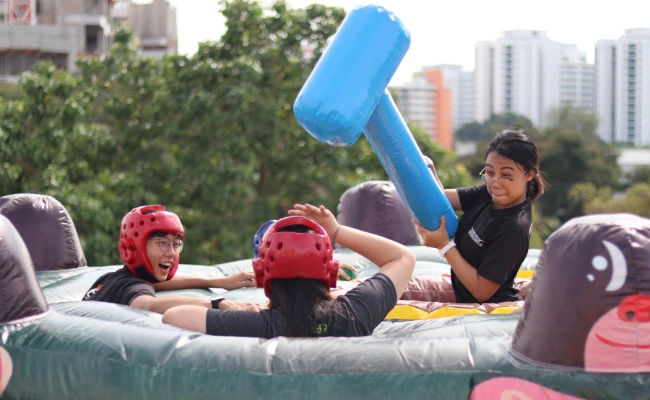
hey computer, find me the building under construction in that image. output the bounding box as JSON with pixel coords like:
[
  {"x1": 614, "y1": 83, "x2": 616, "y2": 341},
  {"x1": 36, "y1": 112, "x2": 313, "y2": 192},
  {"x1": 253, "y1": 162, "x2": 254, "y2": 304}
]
[{"x1": 0, "y1": 0, "x2": 176, "y2": 81}]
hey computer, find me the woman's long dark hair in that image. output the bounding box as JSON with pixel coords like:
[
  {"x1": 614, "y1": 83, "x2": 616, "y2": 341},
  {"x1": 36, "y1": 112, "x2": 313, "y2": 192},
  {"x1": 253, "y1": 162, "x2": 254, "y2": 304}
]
[
  {"x1": 486, "y1": 128, "x2": 548, "y2": 201},
  {"x1": 270, "y1": 278, "x2": 333, "y2": 337}
]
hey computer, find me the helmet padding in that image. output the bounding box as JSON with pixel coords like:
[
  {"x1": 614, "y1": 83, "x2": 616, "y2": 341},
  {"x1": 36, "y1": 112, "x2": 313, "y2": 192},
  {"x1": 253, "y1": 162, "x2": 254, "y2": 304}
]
[{"x1": 253, "y1": 216, "x2": 338, "y2": 297}]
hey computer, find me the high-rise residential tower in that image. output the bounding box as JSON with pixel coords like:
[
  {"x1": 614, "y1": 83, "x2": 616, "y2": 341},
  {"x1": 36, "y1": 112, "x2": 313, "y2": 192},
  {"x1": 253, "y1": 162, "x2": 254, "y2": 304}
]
[
  {"x1": 596, "y1": 28, "x2": 650, "y2": 146},
  {"x1": 475, "y1": 30, "x2": 594, "y2": 128}
]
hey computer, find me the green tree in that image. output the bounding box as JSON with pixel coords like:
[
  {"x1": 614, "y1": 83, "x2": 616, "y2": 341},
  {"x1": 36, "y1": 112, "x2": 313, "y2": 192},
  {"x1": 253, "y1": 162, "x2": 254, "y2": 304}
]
[
  {"x1": 0, "y1": 81, "x2": 23, "y2": 100},
  {"x1": 625, "y1": 165, "x2": 650, "y2": 187},
  {"x1": 572, "y1": 182, "x2": 650, "y2": 217},
  {"x1": 546, "y1": 104, "x2": 599, "y2": 138},
  {"x1": 455, "y1": 112, "x2": 537, "y2": 143},
  {"x1": 537, "y1": 125, "x2": 620, "y2": 222},
  {"x1": 1, "y1": 0, "x2": 473, "y2": 266}
]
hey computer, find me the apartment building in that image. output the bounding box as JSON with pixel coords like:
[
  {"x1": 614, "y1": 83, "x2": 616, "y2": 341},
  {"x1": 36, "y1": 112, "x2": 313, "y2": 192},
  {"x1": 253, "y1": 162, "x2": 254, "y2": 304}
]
[
  {"x1": 112, "y1": 0, "x2": 177, "y2": 58},
  {"x1": 596, "y1": 28, "x2": 650, "y2": 146},
  {"x1": 0, "y1": 0, "x2": 111, "y2": 79},
  {"x1": 431, "y1": 64, "x2": 475, "y2": 132},
  {"x1": 475, "y1": 30, "x2": 594, "y2": 128},
  {"x1": 392, "y1": 68, "x2": 454, "y2": 150},
  {"x1": 0, "y1": 0, "x2": 176, "y2": 81}
]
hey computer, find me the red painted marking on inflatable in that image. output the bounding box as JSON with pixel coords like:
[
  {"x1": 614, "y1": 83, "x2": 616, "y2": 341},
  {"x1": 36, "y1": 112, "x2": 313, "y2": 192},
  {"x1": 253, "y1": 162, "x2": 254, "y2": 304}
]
[{"x1": 595, "y1": 333, "x2": 650, "y2": 349}]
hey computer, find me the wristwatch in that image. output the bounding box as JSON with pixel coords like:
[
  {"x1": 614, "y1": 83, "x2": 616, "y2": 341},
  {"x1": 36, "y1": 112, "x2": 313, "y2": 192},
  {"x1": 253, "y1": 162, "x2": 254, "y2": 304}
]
[{"x1": 210, "y1": 297, "x2": 226, "y2": 309}]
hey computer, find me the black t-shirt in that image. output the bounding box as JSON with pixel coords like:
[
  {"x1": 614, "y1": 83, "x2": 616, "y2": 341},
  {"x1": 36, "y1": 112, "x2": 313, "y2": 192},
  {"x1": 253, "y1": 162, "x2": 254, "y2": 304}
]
[
  {"x1": 452, "y1": 185, "x2": 531, "y2": 303},
  {"x1": 205, "y1": 273, "x2": 397, "y2": 338},
  {"x1": 82, "y1": 266, "x2": 155, "y2": 305}
]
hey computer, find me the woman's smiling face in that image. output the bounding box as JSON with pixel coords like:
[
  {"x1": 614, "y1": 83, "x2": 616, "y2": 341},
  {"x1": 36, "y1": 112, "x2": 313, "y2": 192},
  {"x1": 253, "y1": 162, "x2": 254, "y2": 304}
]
[{"x1": 482, "y1": 151, "x2": 533, "y2": 209}]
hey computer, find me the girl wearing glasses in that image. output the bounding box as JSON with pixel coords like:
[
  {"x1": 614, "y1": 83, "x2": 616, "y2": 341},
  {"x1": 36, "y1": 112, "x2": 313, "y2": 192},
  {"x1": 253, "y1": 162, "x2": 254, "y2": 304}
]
[
  {"x1": 83, "y1": 205, "x2": 263, "y2": 313},
  {"x1": 405, "y1": 128, "x2": 547, "y2": 304}
]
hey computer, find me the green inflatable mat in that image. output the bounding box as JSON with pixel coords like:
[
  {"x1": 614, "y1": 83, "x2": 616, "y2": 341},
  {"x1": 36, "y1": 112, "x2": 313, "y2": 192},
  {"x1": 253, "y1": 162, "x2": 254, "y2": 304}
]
[
  {"x1": 3, "y1": 308, "x2": 648, "y2": 400},
  {"x1": 0, "y1": 249, "x2": 647, "y2": 400}
]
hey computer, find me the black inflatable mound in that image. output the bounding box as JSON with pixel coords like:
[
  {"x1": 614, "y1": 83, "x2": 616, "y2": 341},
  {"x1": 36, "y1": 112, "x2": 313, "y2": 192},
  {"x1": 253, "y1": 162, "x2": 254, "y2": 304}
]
[
  {"x1": 0, "y1": 214, "x2": 48, "y2": 323},
  {"x1": 337, "y1": 180, "x2": 422, "y2": 246},
  {"x1": 0, "y1": 193, "x2": 86, "y2": 271}
]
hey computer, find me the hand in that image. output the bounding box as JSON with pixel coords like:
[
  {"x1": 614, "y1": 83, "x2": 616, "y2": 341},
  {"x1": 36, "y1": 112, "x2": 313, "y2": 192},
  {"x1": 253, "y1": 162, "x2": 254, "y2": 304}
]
[
  {"x1": 220, "y1": 271, "x2": 256, "y2": 290},
  {"x1": 219, "y1": 299, "x2": 265, "y2": 312},
  {"x1": 287, "y1": 203, "x2": 338, "y2": 238},
  {"x1": 422, "y1": 155, "x2": 435, "y2": 172},
  {"x1": 338, "y1": 263, "x2": 358, "y2": 281},
  {"x1": 414, "y1": 216, "x2": 450, "y2": 249}
]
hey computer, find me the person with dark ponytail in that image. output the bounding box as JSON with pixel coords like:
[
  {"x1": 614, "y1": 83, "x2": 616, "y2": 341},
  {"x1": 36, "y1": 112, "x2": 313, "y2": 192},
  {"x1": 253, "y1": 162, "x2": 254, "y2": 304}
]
[
  {"x1": 162, "y1": 203, "x2": 416, "y2": 338},
  {"x1": 405, "y1": 128, "x2": 547, "y2": 304}
]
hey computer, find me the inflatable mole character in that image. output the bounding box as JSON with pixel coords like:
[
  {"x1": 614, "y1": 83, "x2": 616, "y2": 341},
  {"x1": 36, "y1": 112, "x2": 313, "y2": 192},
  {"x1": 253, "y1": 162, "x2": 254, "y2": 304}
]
[{"x1": 511, "y1": 213, "x2": 650, "y2": 372}]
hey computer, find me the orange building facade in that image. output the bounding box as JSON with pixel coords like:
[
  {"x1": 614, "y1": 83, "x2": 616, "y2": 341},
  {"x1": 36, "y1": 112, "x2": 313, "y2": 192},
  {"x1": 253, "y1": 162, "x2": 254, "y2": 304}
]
[
  {"x1": 422, "y1": 69, "x2": 453, "y2": 150},
  {"x1": 392, "y1": 67, "x2": 454, "y2": 151}
]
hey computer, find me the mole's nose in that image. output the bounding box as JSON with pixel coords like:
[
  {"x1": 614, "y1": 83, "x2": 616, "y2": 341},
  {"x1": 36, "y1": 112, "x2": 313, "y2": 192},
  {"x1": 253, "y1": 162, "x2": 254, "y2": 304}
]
[{"x1": 617, "y1": 294, "x2": 650, "y2": 323}]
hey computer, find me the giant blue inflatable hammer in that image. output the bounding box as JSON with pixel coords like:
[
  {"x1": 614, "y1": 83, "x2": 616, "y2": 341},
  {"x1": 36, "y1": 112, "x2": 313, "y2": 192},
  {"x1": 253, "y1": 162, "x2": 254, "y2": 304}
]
[{"x1": 293, "y1": 5, "x2": 458, "y2": 237}]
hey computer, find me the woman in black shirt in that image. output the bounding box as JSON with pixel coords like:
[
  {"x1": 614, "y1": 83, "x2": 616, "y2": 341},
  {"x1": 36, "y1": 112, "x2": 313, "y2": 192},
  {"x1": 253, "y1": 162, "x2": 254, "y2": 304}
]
[{"x1": 411, "y1": 128, "x2": 546, "y2": 303}]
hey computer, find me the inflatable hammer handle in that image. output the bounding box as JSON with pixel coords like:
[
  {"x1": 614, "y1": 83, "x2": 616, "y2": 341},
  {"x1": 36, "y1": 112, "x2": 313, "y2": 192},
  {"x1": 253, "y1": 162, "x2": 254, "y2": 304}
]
[{"x1": 365, "y1": 91, "x2": 458, "y2": 237}]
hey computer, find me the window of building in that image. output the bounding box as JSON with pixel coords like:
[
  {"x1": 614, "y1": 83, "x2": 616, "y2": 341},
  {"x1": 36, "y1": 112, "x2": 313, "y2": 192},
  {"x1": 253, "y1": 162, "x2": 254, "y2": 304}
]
[{"x1": 85, "y1": 25, "x2": 102, "y2": 54}]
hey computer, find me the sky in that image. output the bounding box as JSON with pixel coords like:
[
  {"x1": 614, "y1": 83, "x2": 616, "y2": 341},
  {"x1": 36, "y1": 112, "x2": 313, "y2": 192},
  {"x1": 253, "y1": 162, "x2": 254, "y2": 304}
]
[{"x1": 167, "y1": 0, "x2": 649, "y2": 85}]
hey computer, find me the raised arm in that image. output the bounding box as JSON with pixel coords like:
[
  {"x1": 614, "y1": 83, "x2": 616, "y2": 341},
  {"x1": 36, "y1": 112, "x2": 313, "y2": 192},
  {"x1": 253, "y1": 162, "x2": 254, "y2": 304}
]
[{"x1": 288, "y1": 203, "x2": 415, "y2": 298}]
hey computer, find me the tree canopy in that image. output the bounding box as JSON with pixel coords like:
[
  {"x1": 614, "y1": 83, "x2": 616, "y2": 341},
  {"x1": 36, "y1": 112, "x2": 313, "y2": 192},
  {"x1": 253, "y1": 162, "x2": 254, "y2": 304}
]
[
  {"x1": 455, "y1": 112, "x2": 537, "y2": 143},
  {"x1": 0, "y1": 0, "x2": 470, "y2": 265}
]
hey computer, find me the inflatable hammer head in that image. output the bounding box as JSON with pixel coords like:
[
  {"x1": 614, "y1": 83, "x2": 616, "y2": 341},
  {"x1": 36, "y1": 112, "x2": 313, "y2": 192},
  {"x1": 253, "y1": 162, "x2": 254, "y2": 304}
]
[
  {"x1": 118, "y1": 205, "x2": 184, "y2": 281},
  {"x1": 293, "y1": 5, "x2": 410, "y2": 146},
  {"x1": 511, "y1": 214, "x2": 650, "y2": 372},
  {"x1": 253, "y1": 216, "x2": 339, "y2": 297}
]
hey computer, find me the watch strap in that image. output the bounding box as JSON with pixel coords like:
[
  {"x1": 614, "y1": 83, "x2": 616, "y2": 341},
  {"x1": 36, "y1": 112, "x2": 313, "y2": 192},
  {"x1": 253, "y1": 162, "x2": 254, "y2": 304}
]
[{"x1": 210, "y1": 297, "x2": 226, "y2": 309}]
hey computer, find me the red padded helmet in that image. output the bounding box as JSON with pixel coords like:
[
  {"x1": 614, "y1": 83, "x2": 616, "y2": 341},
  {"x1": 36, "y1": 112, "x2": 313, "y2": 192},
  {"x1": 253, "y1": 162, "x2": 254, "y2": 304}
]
[
  {"x1": 118, "y1": 205, "x2": 184, "y2": 281},
  {"x1": 253, "y1": 216, "x2": 339, "y2": 297}
]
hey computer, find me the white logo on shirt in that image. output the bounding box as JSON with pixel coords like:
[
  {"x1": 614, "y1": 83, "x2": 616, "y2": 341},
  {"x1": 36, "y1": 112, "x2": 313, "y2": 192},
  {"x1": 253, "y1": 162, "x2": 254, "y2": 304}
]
[{"x1": 469, "y1": 227, "x2": 485, "y2": 247}]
